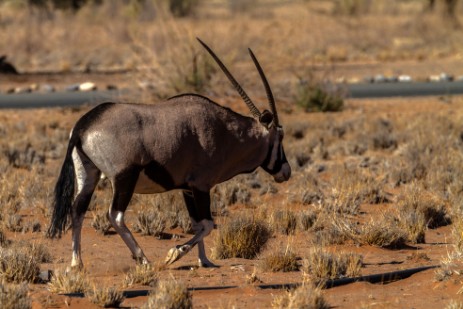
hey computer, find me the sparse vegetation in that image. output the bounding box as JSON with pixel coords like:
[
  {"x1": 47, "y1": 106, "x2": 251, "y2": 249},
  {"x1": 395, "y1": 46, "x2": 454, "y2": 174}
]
[
  {"x1": 0, "y1": 248, "x2": 40, "y2": 283},
  {"x1": 0, "y1": 281, "x2": 31, "y2": 309},
  {"x1": 212, "y1": 216, "x2": 270, "y2": 259},
  {"x1": 142, "y1": 279, "x2": 192, "y2": 309},
  {"x1": 123, "y1": 264, "x2": 159, "y2": 287},
  {"x1": 260, "y1": 249, "x2": 299, "y2": 272},
  {"x1": 48, "y1": 270, "x2": 87, "y2": 294},
  {"x1": 302, "y1": 248, "x2": 363, "y2": 280},
  {"x1": 2, "y1": 1, "x2": 463, "y2": 307},
  {"x1": 88, "y1": 284, "x2": 125, "y2": 308},
  {"x1": 272, "y1": 283, "x2": 329, "y2": 309}
]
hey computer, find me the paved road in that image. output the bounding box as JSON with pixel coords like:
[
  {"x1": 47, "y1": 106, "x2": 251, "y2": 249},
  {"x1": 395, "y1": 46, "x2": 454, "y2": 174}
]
[
  {"x1": 0, "y1": 90, "x2": 122, "y2": 109},
  {"x1": 347, "y1": 81, "x2": 463, "y2": 98},
  {"x1": 1, "y1": 81, "x2": 463, "y2": 109}
]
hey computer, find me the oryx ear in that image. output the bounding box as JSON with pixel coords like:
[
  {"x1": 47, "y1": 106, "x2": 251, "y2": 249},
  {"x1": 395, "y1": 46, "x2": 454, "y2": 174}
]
[{"x1": 259, "y1": 110, "x2": 274, "y2": 127}]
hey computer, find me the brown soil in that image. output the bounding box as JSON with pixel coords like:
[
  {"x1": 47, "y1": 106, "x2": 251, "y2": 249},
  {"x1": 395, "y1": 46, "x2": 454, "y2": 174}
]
[{"x1": 0, "y1": 87, "x2": 461, "y2": 308}]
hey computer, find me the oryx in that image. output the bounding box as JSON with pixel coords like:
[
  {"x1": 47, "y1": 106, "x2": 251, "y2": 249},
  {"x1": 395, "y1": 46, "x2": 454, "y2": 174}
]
[{"x1": 46, "y1": 38, "x2": 291, "y2": 269}]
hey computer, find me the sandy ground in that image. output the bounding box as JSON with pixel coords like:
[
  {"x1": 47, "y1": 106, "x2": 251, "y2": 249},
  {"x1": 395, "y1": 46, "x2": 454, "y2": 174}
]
[{"x1": 2, "y1": 68, "x2": 463, "y2": 308}]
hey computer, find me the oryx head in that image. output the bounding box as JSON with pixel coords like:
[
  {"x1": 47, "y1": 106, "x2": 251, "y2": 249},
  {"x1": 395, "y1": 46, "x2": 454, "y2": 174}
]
[{"x1": 197, "y1": 38, "x2": 291, "y2": 183}]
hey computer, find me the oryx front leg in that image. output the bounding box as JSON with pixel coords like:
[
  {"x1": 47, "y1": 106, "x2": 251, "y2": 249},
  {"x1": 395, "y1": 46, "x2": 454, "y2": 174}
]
[
  {"x1": 165, "y1": 219, "x2": 214, "y2": 266},
  {"x1": 108, "y1": 170, "x2": 149, "y2": 265},
  {"x1": 165, "y1": 190, "x2": 216, "y2": 267}
]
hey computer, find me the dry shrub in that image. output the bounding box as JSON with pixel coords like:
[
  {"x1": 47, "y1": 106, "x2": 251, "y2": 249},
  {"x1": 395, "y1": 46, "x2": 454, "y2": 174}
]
[
  {"x1": 272, "y1": 282, "x2": 329, "y2": 309},
  {"x1": 88, "y1": 285, "x2": 125, "y2": 308},
  {"x1": 91, "y1": 208, "x2": 112, "y2": 235},
  {"x1": 18, "y1": 242, "x2": 53, "y2": 263},
  {"x1": 48, "y1": 269, "x2": 87, "y2": 294},
  {"x1": 211, "y1": 178, "x2": 252, "y2": 215},
  {"x1": 313, "y1": 214, "x2": 356, "y2": 246},
  {"x1": 298, "y1": 209, "x2": 318, "y2": 231},
  {"x1": 133, "y1": 192, "x2": 191, "y2": 233},
  {"x1": 452, "y1": 217, "x2": 463, "y2": 255},
  {"x1": 397, "y1": 183, "x2": 450, "y2": 229},
  {"x1": 123, "y1": 264, "x2": 159, "y2": 287},
  {"x1": 302, "y1": 248, "x2": 363, "y2": 280},
  {"x1": 260, "y1": 249, "x2": 299, "y2": 272},
  {"x1": 142, "y1": 279, "x2": 192, "y2": 309},
  {"x1": 446, "y1": 301, "x2": 463, "y2": 309},
  {"x1": 268, "y1": 210, "x2": 297, "y2": 235},
  {"x1": 0, "y1": 281, "x2": 31, "y2": 309},
  {"x1": 0, "y1": 248, "x2": 40, "y2": 283},
  {"x1": 133, "y1": 207, "x2": 166, "y2": 238},
  {"x1": 360, "y1": 217, "x2": 407, "y2": 249},
  {"x1": 212, "y1": 216, "x2": 270, "y2": 259}
]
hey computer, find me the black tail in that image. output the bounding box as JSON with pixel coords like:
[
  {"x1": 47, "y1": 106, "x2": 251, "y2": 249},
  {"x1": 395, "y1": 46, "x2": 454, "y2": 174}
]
[{"x1": 46, "y1": 135, "x2": 78, "y2": 239}]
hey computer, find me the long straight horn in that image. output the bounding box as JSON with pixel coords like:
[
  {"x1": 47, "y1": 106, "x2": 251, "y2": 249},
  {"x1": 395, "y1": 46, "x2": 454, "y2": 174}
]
[
  {"x1": 248, "y1": 48, "x2": 280, "y2": 127},
  {"x1": 197, "y1": 38, "x2": 261, "y2": 119}
]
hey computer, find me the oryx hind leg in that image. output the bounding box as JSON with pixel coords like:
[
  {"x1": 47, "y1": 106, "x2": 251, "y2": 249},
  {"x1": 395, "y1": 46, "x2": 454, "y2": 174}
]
[
  {"x1": 165, "y1": 190, "x2": 217, "y2": 267},
  {"x1": 71, "y1": 148, "x2": 101, "y2": 269},
  {"x1": 108, "y1": 169, "x2": 149, "y2": 265}
]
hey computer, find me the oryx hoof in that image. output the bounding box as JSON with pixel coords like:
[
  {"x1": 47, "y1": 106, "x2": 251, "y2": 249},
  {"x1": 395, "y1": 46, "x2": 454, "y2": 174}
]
[
  {"x1": 165, "y1": 245, "x2": 191, "y2": 265},
  {"x1": 133, "y1": 255, "x2": 150, "y2": 265},
  {"x1": 199, "y1": 260, "x2": 219, "y2": 268}
]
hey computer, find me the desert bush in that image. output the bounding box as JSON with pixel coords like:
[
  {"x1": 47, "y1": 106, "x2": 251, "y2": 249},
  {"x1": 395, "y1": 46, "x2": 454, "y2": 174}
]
[
  {"x1": 133, "y1": 207, "x2": 166, "y2": 238},
  {"x1": 452, "y1": 217, "x2": 463, "y2": 255},
  {"x1": 446, "y1": 300, "x2": 463, "y2": 309},
  {"x1": 298, "y1": 209, "x2": 318, "y2": 231},
  {"x1": 133, "y1": 192, "x2": 192, "y2": 233},
  {"x1": 48, "y1": 269, "x2": 87, "y2": 294},
  {"x1": 313, "y1": 213, "x2": 356, "y2": 246},
  {"x1": 168, "y1": 0, "x2": 201, "y2": 17},
  {"x1": 260, "y1": 249, "x2": 299, "y2": 272},
  {"x1": 88, "y1": 284, "x2": 125, "y2": 308},
  {"x1": 18, "y1": 242, "x2": 53, "y2": 263},
  {"x1": 397, "y1": 211, "x2": 426, "y2": 244},
  {"x1": 302, "y1": 248, "x2": 363, "y2": 280},
  {"x1": 294, "y1": 79, "x2": 344, "y2": 113},
  {"x1": 4, "y1": 214, "x2": 24, "y2": 233},
  {"x1": 397, "y1": 183, "x2": 450, "y2": 229},
  {"x1": 268, "y1": 210, "x2": 298, "y2": 235},
  {"x1": 124, "y1": 264, "x2": 159, "y2": 287},
  {"x1": 363, "y1": 118, "x2": 398, "y2": 151},
  {"x1": 0, "y1": 281, "x2": 31, "y2": 309},
  {"x1": 142, "y1": 279, "x2": 192, "y2": 309},
  {"x1": 360, "y1": 217, "x2": 407, "y2": 248},
  {"x1": 211, "y1": 178, "x2": 252, "y2": 215},
  {"x1": 212, "y1": 216, "x2": 270, "y2": 259},
  {"x1": 272, "y1": 282, "x2": 329, "y2": 309},
  {"x1": 0, "y1": 248, "x2": 40, "y2": 283},
  {"x1": 91, "y1": 209, "x2": 112, "y2": 235},
  {"x1": 4, "y1": 143, "x2": 45, "y2": 170}
]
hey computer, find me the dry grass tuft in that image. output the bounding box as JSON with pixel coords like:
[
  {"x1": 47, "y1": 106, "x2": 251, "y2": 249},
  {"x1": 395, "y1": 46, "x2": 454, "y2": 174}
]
[
  {"x1": 91, "y1": 208, "x2": 112, "y2": 235},
  {"x1": 268, "y1": 210, "x2": 298, "y2": 235},
  {"x1": 123, "y1": 264, "x2": 159, "y2": 288},
  {"x1": 142, "y1": 278, "x2": 192, "y2": 309},
  {"x1": 0, "y1": 281, "x2": 31, "y2": 309},
  {"x1": 302, "y1": 248, "x2": 363, "y2": 280},
  {"x1": 88, "y1": 284, "x2": 125, "y2": 308},
  {"x1": 0, "y1": 248, "x2": 40, "y2": 283},
  {"x1": 360, "y1": 217, "x2": 407, "y2": 248},
  {"x1": 272, "y1": 282, "x2": 329, "y2": 309},
  {"x1": 133, "y1": 207, "x2": 166, "y2": 238},
  {"x1": 212, "y1": 216, "x2": 270, "y2": 259},
  {"x1": 48, "y1": 269, "x2": 87, "y2": 294},
  {"x1": 260, "y1": 249, "x2": 299, "y2": 272}
]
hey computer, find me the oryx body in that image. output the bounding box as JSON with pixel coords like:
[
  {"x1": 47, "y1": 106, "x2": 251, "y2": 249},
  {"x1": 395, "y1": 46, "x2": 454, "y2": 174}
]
[{"x1": 47, "y1": 39, "x2": 291, "y2": 269}]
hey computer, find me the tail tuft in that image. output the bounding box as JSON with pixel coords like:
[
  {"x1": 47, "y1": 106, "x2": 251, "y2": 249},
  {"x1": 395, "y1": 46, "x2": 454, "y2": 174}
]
[{"x1": 46, "y1": 142, "x2": 76, "y2": 239}]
